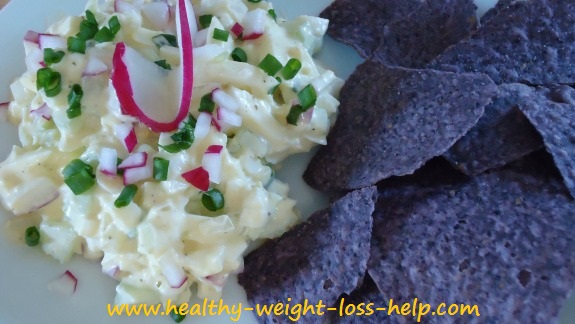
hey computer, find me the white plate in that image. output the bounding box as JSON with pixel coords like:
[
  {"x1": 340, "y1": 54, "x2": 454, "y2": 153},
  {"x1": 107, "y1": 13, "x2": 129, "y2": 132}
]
[{"x1": 0, "y1": 1, "x2": 574, "y2": 323}]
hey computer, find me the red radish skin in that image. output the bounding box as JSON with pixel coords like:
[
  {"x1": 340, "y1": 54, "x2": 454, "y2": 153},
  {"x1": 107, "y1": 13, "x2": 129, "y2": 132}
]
[
  {"x1": 230, "y1": 23, "x2": 244, "y2": 38},
  {"x1": 118, "y1": 152, "x2": 148, "y2": 169},
  {"x1": 47, "y1": 270, "x2": 78, "y2": 297},
  {"x1": 205, "y1": 145, "x2": 223, "y2": 154},
  {"x1": 123, "y1": 156, "x2": 153, "y2": 185},
  {"x1": 0, "y1": 102, "x2": 9, "y2": 122},
  {"x1": 99, "y1": 147, "x2": 118, "y2": 176},
  {"x1": 111, "y1": 0, "x2": 195, "y2": 133},
  {"x1": 24, "y1": 30, "x2": 40, "y2": 44},
  {"x1": 182, "y1": 167, "x2": 209, "y2": 191},
  {"x1": 30, "y1": 103, "x2": 52, "y2": 121}
]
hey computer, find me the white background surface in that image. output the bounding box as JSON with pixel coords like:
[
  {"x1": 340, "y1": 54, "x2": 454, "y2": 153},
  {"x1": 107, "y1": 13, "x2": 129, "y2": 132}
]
[{"x1": 0, "y1": 0, "x2": 574, "y2": 323}]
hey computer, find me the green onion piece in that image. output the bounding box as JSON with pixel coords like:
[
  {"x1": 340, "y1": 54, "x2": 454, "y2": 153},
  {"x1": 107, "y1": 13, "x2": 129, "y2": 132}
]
[
  {"x1": 66, "y1": 84, "x2": 83, "y2": 119},
  {"x1": 199, "y1": 15, "x2": 213, "y2": 29},
  {"x1": 67, "y1": 36, "x2": 87, "y2": 54},
  {"x1": 116, "y1": 158, "x2": 124, "y2": 175},
  {"x1": 159, "y1": 115, "x2": 196, "y2": 153},
  {"x1": 212, "y1": 28, "x2": 229, "y2": 42},
  {"x1": 85, "y1": 10, "x2": 97, "y2": 24},
  {"x1": 154, "y1": 60, "x2": 172, "y2": 70},
  {"x1": 152, "y1": 34, "x2": 178, "y2": 48},
  {"x1": 297, "y1": 84, "x2": 317, "y2": 109},
  {"x1": 231, "y1": 47, "x2": 247, "y2": 62},
  {"x1": 169, "y1": 308, "x2": 186, "y2": 323},
  {"x1": 36, "y1": 67, "x2": 62, "y2": 97},
  {"x1": 268, "y1": 9, "x2": 277, "y2": 21},
  {"x1": 257, "y1": 54, "x2": 283, "y2": 76},
  {"x1": 286, "y1": 104, "x2": 304, "y2": 125},
  {"x1": 198, "y1": 93, "x2": 215, "y2": 113},
  {"x1": 43, "y1": 48, "x2": 65, "y2": 66},
  {"x1": 62, "y1": 159, "x2": 96, "y2": 195},
  {"x1": 281, "y1": 58, "x2": 301, "y2": 80},
  {"x1": 108, "y1": 16, "x2": 121, "y2": 35},
  {"x1": 114, "y1": 184, "x2": 138, "y2": 208},
  {"x1": 94, "y1": 27, "x2": 115, "y2": 43},
  {"x1": 25, "y1": 226, "x2": 40, "y2": 247},
  {"x1": 153, "y1": 157, "x2": 170, "y2": 181},
  {"x1": 202, "y1": 188, "x2": 225, "y2": 211},
  {"x1": 268, "y1": 76, "x2": 281, "y2": 95}
]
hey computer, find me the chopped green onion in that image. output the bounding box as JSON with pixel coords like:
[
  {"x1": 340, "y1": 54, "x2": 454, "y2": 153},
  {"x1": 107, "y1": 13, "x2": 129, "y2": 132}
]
[
  {"x1": 66, "y1": 84, "x2": 83, "y2": 119},
  {"x1": 231, "y1": 47, "x2": 247, "y2": 62},
  {"x1": 268, "y1": 9, "x2": 277, "y2": 21},
  {"x1": 25, "y1": 226, "x2": 40, "y2": 247},
  {"x1": 85, "y1": 10, "x2": 97, "y2": 24},
  {"x1": 116, "y1": 158, "x2": 124, "y2": 175},
  {"x1": 281, "y1": 58, "x2": 301, "y2": 80},
  {"x1": 36, "y1": 67, "x2": 61, "y2": 97},
  {"x1": 212, "y1": 28, "x2": 229, "y2": 42},
  {"x1": 154, "y1": 60, "x2": 172, "y2": 70},
  {"x1": 199, "y1": 15, "x2": 213, "y2": 29},
  {"x1": 108, "y1": 16, "x2": 121, "y2": 35},
  {"x1": 286, "y1": 104, "x2": 304, "y2": 125},
  {"x1": 268, "y1": 76, "x2": 281, "y2": 95},
  {"x1": 201, "y1": 188, "x2": 225, "y2": 211},
  {"x1": 114, "y1": 184, "x2": 138, "y2": 208},
  {"x1": 159, "y1": 115, "x2": 196, "y2": 153},
  {"x1": 94, "y1": 27, "x2": 115, "y2": 42},
  {"x1": 169, "y1": 307, "x2": 186, "y2": 323},
  {"x1": 76, "y1": 11, "x2": 99, "y2": 40},
  {"x1": 67, "y1": 36, "x2": 87, "y2": 54},
  {"x1": 257, "y1": 54, "x2": 282, "y2": 76},
  {"x1": 152, "y1": 34, "x2": 178, "y2": 48},
  {"x1": 62, "y1": 159, "x2": 96, "y2": 195},
  {"x1": 153, "y1": 157, "x2": 169, "y2": 181},
  {"x1": 43, "y1": 48, "x2": 65, "y2": 66},
  {"x1": 198, "y1": 93, "x2": 215, "y2": 113},
  {"x1": 297, "y1": 84, "x2": 317, "y2": 109}
]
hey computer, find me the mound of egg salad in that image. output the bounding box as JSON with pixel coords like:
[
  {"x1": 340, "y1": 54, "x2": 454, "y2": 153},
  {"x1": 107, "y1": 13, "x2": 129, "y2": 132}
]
[{"x1": 0, "y1": 0, "x2": 342, "y2": 304}]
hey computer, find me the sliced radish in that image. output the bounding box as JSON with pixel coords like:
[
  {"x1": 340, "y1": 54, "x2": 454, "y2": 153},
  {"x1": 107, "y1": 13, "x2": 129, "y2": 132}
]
[
  {"x1": 242, "y1": 9, "x2": 266, "y2": 40},
  {"x1": 142, "y1": 1, "x2": 170, "y2": 30},
  {"x1": 110, "y1": 0, "x2": 196, "y2": 133},
  {"x1": 114, "y1": 123, "x2": 138, "y2": 153},
  {"x1": 83, "y1": 56, "x2": 108, "y2": 76},
  {"x1": 230, "y1": 23, "x2": 244, "y2": 38},
  {"x1": 99, "y1": 147, "x2": 118, "y2": 176},
  {"x1": 30, "y1": 103, "x2": 52, "y2": 120},
  {"x1": 181, "y1": 167, "x2": 209, "y2": 191},
  {"x1": 24, "y1": 41, "x2": 43, "y2": 73},
  {"x1": 118, "y1": 152, "x2": 147, "y2": 169},
  {"x1": 114, "y1": 0, "x2": 139, "y2": 13},
  {"x1": 38, "y1": 34, "x2": 67, "y2": 50},
  {"x1": 212, "y1": 88, "x2": 240, "y2": 111},
  {"x1": 301, "y1": 107, "x2": 314, "y2": 124},
  {"x1": 202, "y1": 145, "x2": 223, "y2": 184},
  {"x1": 205, "y1": 273, "x2": 228, "y2": 288},
  {"x1": 102, "y1": 265, "x2": 120, "y2": 279},
  {"x1": 123, "y1": 155, "x2": 152, "y2": 185},
  {"x1": 0, "y1": 102, "x2": 8, "y2": 122},
  {"x1": 194, "y1": 112, "x2": 212, "y2": 140},
  {"x1": 159, "y1": 251, "x2": 188, "y2": 288},
  {"x1": 211, "y1": 117, "x2": 221, "y2": 132},
  {"x1": 24, "y1": 30, "x2": 40, "y2": 44},
  {"x1": 47, "y1": 270, "x2": 78, "y2": 297},
  {"x1": 216, "y1": 107, "x2": 242, "y2": 128}
]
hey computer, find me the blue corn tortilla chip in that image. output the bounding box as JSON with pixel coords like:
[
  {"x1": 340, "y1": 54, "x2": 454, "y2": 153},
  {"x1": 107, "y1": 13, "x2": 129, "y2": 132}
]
[
  {"x1": 480, "y1": 0, "x2": 516, "y2": 23},
  {"x1": 443, "y1": 83, "x2": 544, "y2": 175},
  {"x1": 320, "y1": 0, "x2": 422, "y2": 59},
  {"x1": 368, "y1": 153, "x2": 575, "y2": 323},
  {"x1": 372, "y1": 0, "x2": 478, "y2": 68},
  {"x1": 430, "y1": 0, "x2": 575, "y2": 85},
  {"x1": 303, "y1": 61, "x2": 497, "y2": 191},
  {"x1": 518, "y1": 85, "x2": 575, "y2": 199},
  {"x1": 238, "y1": 187, "x2": 376, "y2": 324}
]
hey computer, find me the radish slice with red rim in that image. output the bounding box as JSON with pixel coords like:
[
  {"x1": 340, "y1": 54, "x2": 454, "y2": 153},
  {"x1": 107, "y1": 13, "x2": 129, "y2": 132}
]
[
  {"x1": 47, "y1": 270, "x2": 78, "y2": 297},
  {"x1": 31, "y1": 103, "x2": 52, "y2": 120},
  {"x1": 113, "y1": 123, "x2": 138, "y2": 153},
  {"x1": 24, "y1": 30, "x2": 40, "y2": 44},
  {"x1": 194, "y1": 112, "x2": 212, "y2": 140},
  {"x1": 159, "y1": 251, "x2": 188, "y2": 289},
  {"x1": 38, "y1": 34, "x2": 67, "y2": 51},
  {"x1": 99, "y1": 147, "x2": 118, "y2": 176},
  {"x1": 216, "y1": 107, "x2": 242, "y2": 129},
  {"x1": 111, "y1": 0, "x2": 195, "y2": 133},
  {"x1": 212, "y1": 88, "x2": 240, "y2": 111},
  {"x1": 230, "y1": 23, "x2": 244, "y2": 38},
  {"x1": 202, "y1": 145, "x2": 223, "y2": 184},
  {"x1": 123, "y1": 155, "x2": 153, "y2": 185},
  {"x1": 118, "y1": 152, "x2": 147, "y2": 169},
  {"x1": 242, "y1": 9, "x2": 266, "y2": 40},
  {"x1": 182, "y1": 166, "x2": 209, "y2": 191}
]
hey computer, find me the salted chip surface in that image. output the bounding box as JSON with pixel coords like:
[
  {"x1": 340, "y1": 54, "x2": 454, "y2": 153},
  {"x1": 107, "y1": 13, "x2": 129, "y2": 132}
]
[
  {"x1": 518, "y1": 85, "x2": 575, "y2": 199},
  {"x1": 320, "y1": 0, "x2": 422, "y2": 58},
  {"x1": 303, "y1": 61, "x2": 497, "y2": 191},
  {"x1": 238, "y1": 187, "x2": 376, "y2": 324},
  {"x1": 430, "y1": 0, "x2": 575, "y2": 85},
  {"x1": 443, "y1": 83, "x2": 543, "y2": 175},
  {"x1": 372, "y1": 0, "x2": 478, "y2": 68},
  {"x1": 368, "y1": 154, "x2": 575, "y2": 323}
]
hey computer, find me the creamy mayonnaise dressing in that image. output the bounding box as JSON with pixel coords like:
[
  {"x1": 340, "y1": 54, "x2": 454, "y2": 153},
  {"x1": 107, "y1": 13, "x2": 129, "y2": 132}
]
[{"x1": 0, "y1": 0, "x2": 341, "y2": 305}]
